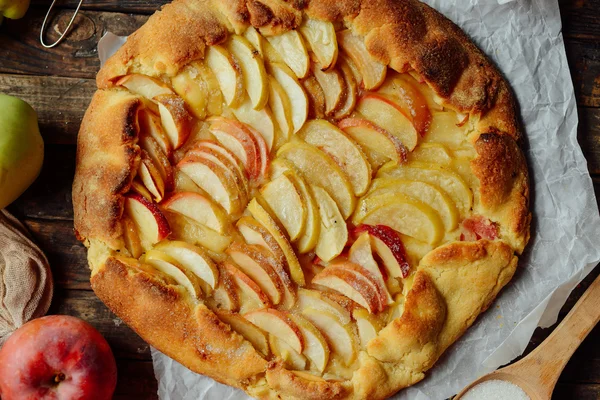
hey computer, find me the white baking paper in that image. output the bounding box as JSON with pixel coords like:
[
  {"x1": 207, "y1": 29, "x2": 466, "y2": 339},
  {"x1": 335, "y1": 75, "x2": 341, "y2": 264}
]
[{"x1": 98, "y1": 0, "x2": 600, "y2": 397}]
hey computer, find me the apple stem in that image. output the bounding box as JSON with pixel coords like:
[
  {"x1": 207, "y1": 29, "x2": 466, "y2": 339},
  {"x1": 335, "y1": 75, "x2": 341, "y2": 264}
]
[{"x1": 54, "y1": 372, "x2": 66, "y2": 383}]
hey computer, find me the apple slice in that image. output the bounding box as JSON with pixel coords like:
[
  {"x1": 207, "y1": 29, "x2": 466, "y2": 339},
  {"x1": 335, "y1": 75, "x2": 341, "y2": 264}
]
[
  {"x1": 171, "y1": 64, "x2": 208, "y2": 120},
  {"x1": 338, "y1": 118, "x2": 407, "y2": 169},
  {"x1": 165, "y1": 212, "x2": 231, "y2": 253},
  {"x1": 122, "y1": 215, "x2": 143, "y2": 258},
  {"x1": 222, "y1": 263, "x2": 270, "y2": 313},
  {"x1": 312, "y1": 264, "x2": 382, "y2": 313},
  {"x1": 144, "y1": 249, "x2": 203, "y2": 298},
  {"x1": 386, "y1": 293, "x2": 406, "y2": 324},
  {"x1": 266, "y1": 30, "x2": 310, "y2": 79},
  {"x1": 124, "y1": 193, "x2": 170, "y2": 247},
  {"x1": 237, "y1": 216, "x2": 286, "y2": 264},
  {"x1": 216, "y1": 310, "x2": 269, "y2": 356},
  {"x1": 368, "y1": 178, "x2": 459, "y2": 231},
  {"x1": 138, "y1": 109, "x2": 172, "y2": 158},
  {"x1": 116, "y1": 74, "x2": 173, "y2": 100},
  {"x1": 352, "y1": 308, "x2": 383, "y2": 349},
  {"x1": 228, "y1": 35, "x2": 269, "y2": 110},
  {"x1": 227, "y1": 242, "x2": 284, "y2": 305},
  {"x1": 244, "y1": 309, "x2": 304, "y2": 353},
  {"x1": 349, "y1": 232, "x2": 393, "y2": 305},
  {"x1": 422, "y1": 111, "x2": 469, "y2": 149},
  {"x1": 377, "y1": 161, "x2": 472, "y2": 217},
  {"x1": 301, "y1": 307, "x2": 358, "y2": 366},
  {"x1": 210, "y1": 265, "x2": 239, "y2": 312},
  {"x1": 154, "y1": 240, "x2": 219, "y2": 294},
  {"x1": 172, "y1": 169, "x2": 203, "y2": 194},
  {"x1": 408, "y1": 143, "x2": 452, "y2": 165},
  {"x1": 289, "y1": 314, "x2": 330, "y2": 372},
  {"x1": 130, "y1": 179, "x2": 153, "y2": 201},
  {"x1": 269, "y1": 62, "x2": 308, "y2": 134},
  {"x1": 299, "y1": 18, "x2": 338, "y2": 71},
  {"x1": 138, "y1": 133, "x2": 174, "y2": 191},
  {"x1": 297, "y1": 120, "x2": 371, "y2": 196},
  {"x1": 194, "y1": 61, "x2": 224, "y2": 115},
  {"x1": 260, "y1": 172, "x2": 307, "y2": 241},
  {"x1": 155, "y1": 94, "x2": 193, "y2": 150},
  {"x1": 354, "y1": 225, "x2": 410, "y2": 280},
  {"x1": 311, "y1": 65, "x2": 344, "y2": 115},
  {"x1": 337, "y1": 30, "x2": 386, "y2": 90},
  {"x1": 137, "y1": 151, "x2": 165, "y2": 202},
  {"x1": 177, "y1": 155, "x2": 243, "y2": 215},
  {"x1": 310, "y1": 185, "x2": 348, "y2": 263},
  {"x1": 162, "y1": 192, "x2": 228, "y2": 233},
  {"x1": 205, "y1": 45, "x2": 244, "y2": 108},
  {"x1": 356, "y1": 93, "x2": 418, "y2": 151},
  {"x1": 231, "y1": 97, "x2": 276, "y2": 151},
  {"x1": 269, "y1": 335, "x2": 307, "y2": 370},
  {"x1": 268, "y1": 76, "x2": 293, "y2": 141},
  {"x1": 277, "y1": 140, "x2": 356, "y2": 219},
  {"x1": 377, "y1": 74, "x2": 432, "y2": 136},
  {"x1": 192, "y1": 140, "x2": 249, "y2": 182},
  {"x1": 247, "y1": 198, "x2": 305, "y2": 286},
  {"x1": 333, "y1": 58, "x2": 358, "y2": 119},
  {"x1": 302, "y1": 76, "x2": 326, "y2": 120},
  {"x1": 269, "y1": 159, "x2": 320, "y2": 254},
  {"x1": 353, "y1": 191, "x2": 444, "y2": 245},
  {"x1": 243, "y1": 26, "x2": 265, "y2": 55},
  {"x1": 296, "y1": 289, "x2": 351, "y2": 325}
]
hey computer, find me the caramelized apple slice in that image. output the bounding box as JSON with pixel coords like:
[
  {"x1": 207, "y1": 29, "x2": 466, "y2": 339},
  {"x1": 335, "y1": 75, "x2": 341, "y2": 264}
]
[
  {"x1": 144, "y1": 250, "x2": 203, "y2": 298},
  {"x1": 353, "y1": 308, "x2": 383, "y2": 349},
  {"x1": 154, "y1": 94, "x2": 193, "y2": 150},
  {"x1": 223, "y1": 263, "x2": 271, "y2": 313},
  {"x1": 311, "y1": 65, "x2": 345, "y2": 116},
  {"x1": 296, "y1": 289, "x2": 352, "y2": 325},
  {"x1": 165, "y1": 212, "x2": 231, "y2": 253},
  {"x1": 268, "y1": 76, "x2": 293, "y2": 141},
  {"x1": 138, "y1": 133, "x2": 174, "y2": 191},
  {"x1": 302, "y1": 76, "x2": 326, "y2": 120},
  {"x1": 122, "y1": 215, "x2": 143, "y2": 258},
  {"x1": 266, "y1": 30, "x2": 310, "y2": 79},
  {"x1": 194, "y1": 61, "x2": 224, "y2": 116},
  {"x1": 192, "y1": 140, "x2": 249, "y2": 184},
  {"x1": 228, "y1": 35, "x2": 269, "y2": 110},
  {"x1": 205, "y1": 45, "x2": 244, "y2": 108},
  {"x1": 337, "y1": 30, "x2": 386, "y2": 90},
  {"x1": 162, "y1": 192, "x2": 229, "y2": 234},
  {"x1": 269, "y1": 335, "x2": 307, "y2": 370},
  {"x1": 116, "y1": 74, "x2": 173, "y2": 99},
  {"x1": 299, "y1": 18, "x2": 338, "y2": 71},
  {"x1": 408, "y1": 142, "x2": 453, "y2": 165},
  {"x1": 231, "y1": 97, "x2": 276, "y2": 151},
  {"x1": 349, "y1": 232, "x2": 393, "y2": 305},
  {"x1": 244, "y1": 309, "x2": 304, "y2": 353},
  {"x1": 138, "y1": 109, "x2": 172, "y2": 158},
  {"x1": 333, "y1": 58, "x2": 358, "y2": 119},
  {"x1": 171, "y1": 64, "x2": 208, "y2": 120},
  {"x1": 310, "y1": 185, "x2": 348, "y2": 263},
  {"x1": 289, "y1": 314, "x2": 331, "y2": 372},
  {"x1": 172, "y1": 169, "x2": 203, "y2": 194},
  {"x1": 243, "y1": 26, "x2": 265, "y2": 55},
  {"x1": 313, "y1": 265, "x2": 381, "y2": 313},
  {"x1": 301, "y1": 308, "x2": 358, "y2": 366},
  {"x1": 260, "y1": 172, "x2": 307, "y2": 241},
  {"x1": 269, "y1": 62, "x2": 309, "y2": 134},
  {"x1": 216, "y1": 310, "x2": 269, "y2": 356},
  {"x1": 137, "y1": 151, "x2": 165, "y2": 202},
  {"x1": 210, "y1": 267, "x2": 239, "y2": 312},
  {"x1": 354, "y1": 224, "x2": 411, "y2": 279},
  {"x1": 124, "y1": 193, "x2": 170, "y2": 247}
]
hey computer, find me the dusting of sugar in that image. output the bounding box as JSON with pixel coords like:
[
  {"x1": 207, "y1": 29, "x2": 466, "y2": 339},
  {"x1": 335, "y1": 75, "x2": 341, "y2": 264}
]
[{"x1": 461, "y1": 380, "x2": 530, "y2": 400}]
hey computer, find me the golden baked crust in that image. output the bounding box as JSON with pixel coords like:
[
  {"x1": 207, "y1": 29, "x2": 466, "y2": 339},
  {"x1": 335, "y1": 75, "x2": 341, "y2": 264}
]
[{"x1": 73, "y1": 0, "x2": 531, "y2": 399}]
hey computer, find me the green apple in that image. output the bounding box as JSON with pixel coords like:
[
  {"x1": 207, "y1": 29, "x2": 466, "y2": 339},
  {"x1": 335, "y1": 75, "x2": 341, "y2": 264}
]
[
  {"x1": 0, "y1": 93, "x2": 44, "y2": 209},
  {"x1": 0, "y1": 0, "x2": 30, "y2": 23}
]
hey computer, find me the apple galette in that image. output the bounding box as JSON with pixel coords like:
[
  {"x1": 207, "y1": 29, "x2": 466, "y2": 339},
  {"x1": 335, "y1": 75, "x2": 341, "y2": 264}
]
[{"x1": 73, "y1": 0, "x2": 530, "y2": 398}]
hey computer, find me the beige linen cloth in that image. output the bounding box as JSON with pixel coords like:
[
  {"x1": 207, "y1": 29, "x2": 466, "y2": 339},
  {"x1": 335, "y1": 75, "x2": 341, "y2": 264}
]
[{"x1": 0, "y1": 210, "x2": 53, "y2": 345}]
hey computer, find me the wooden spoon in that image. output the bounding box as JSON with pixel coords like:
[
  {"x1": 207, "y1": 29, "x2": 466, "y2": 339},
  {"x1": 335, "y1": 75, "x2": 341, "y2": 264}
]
[{"x1": 454, "y1": 273, "x2": 600, "y2": 400}]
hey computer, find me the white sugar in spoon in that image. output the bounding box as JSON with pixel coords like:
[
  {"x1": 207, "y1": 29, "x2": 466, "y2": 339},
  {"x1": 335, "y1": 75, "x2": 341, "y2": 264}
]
[{"x1": 454, "y1": 273, "x2": 600, "y2": 400}]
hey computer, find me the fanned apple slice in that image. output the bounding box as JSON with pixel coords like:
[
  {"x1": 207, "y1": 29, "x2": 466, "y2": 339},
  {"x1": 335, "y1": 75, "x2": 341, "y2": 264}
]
[
  {"x1": 408, "y1": 142, "x2": 452, "y2": 165},
  {"x1": 205, "y1": 45, "x2": 244, "y2": 108},
  {"x1": 301, "y1": 307, "x2": 358, "y2": 366},
  {"x1": 138, "y1": 134, "x2": 174, "y2": 191},
  {"x1": 177, "y1": 155, "x2": 243, "y2": 215},
  {"x1": 313, "y1": 265, "x2": 381, "y2": 313},
  {"x1": 357, "y1": 93, "x2": 418, "y2": 151},
  {"x1": 377, "y1": 161, "x2": 472, "y2": 216},
  {"x1": 266, "y1": 30, "x2": 310, "y2": 79},
  {"x1": 244, "y1": 309, "x2": 304, "y2": 353},
  {"x1": 423, "y1": 111, "x2": 469, "y2": 149},
  {"x1": 131, "y1": 179, "x2": 153, "y2": 201},
  {"x1": 154, "y1": 240, "x2": 219, "y2": 294},
  {"x1": 268, "y1": 76, "x2": 293, "y2": 141},
  {"x1": 173, "y1": 169, "x2": 203, "y2": 194},
  {"x1": 210, "y1": 266, "x2": 239, "y2": 312},
  {"x1": 124, "y1": 193, "x2": 170, "y2": 247},
  {"x1": 171, "y1": 63, "x2": 208, "y2": 120},
  {"x1": 354, "y1": 225, "x2": 411, "y2": 280},
  {"x1": 122, "y1": 215, "x2": 143, "y2": 258},
  {"x1": 338, "y1": 118, "x2": 407, "y2": 169},
  {"x1": 247, "y1": 198, "x2": 305, "y2": 286},
  {"x1": 228, "y1": 35, "x2": 269, "y2": 110},
  {"x1": 237, "y1": 216, "x2": 287, "y2": 265},
  {"x1": 277, "y1": 140, "x2": 356, "y2": 219},
  {"x1": 155, "y1": 94, "x2": 193, "y2": 150},
  {"x1": 144, "y1": 250, "x2": 203, "y2": 298},
  {"x1": 352, "y1": 308, "x2": 383, "y2": 349},
  {"x1": 353, "y1": 192, "x2": 444, "y2": 245},
  {"x1": 302, "y1": 76, "x2": 326, "y2": 120},
  {"x1": 269, "y1": 62, "x2": 308, "y2": 133},
  {"x1": 299, "y1": 18, "x2": 338, "y2": 71},
  {"x1": 269, "y1": 335, "x2": 307, "y2": 370},
  {"x1": 162, "y1": 192, "x2": 229, "y2": 234},
  {"x1": 269, "y1": 159, "x2": 320, "y2": 253},
  {"x1": 289, "y1": 314, "x2": 330, "y2": 372},
  {"x1": 138, "y1": 109, "x2": 172, "y2": 158},
  {"x1": 228, "y1": 242, "x2": 284, "y2": 305},
  {"x1": 165, "y1": 212, "x2": 231, "y2": 253},
  {"x1": 231, "y1": 97, "x2": 276, "y2": 151},
  {"x1": 297, "y1": 120, "x2": 371, "y2": 196},
  {"x1": 369, "y1": 178, "x2": 459, "y2": 231},
  {"x1": 194, "y1": 61, "x2": 224, "y2": 116},
  {"x1": 333, "y1": 58, "x2": 358, "y2": 119},
  {"x1": 216, "y1": 310, "x2": 269, "y2": 356},
  {"x1": 311, "y1": 65, "x2": 345, "y2": 116},
  {"x1": 243, "y1": 26, "x2": 265, "y2": 55},
  {"x1": 138, "y1": 151, "x2": 165, "y2": 202},
  {"x1": 193, "y1": 140, "x2": 249, "y2": 183},
  {"x1": 260, "y1": 172, "x2": 307, "y2": 241},
  {"x1": 223, "y1": 263, "x2": 271, "y2": 313},
  {"x1": 349, "y1": 232, "x2": 393, "y2": 305},
  {"x1": 116, "y1": 74, "x2": 173, "y2": 99},
  {"x1": 310, "y1": 185, "x2": 348, "y2": 263},
  {"x1": 296, "y1": 289, "x2": 351, "y2": 325},
  {"x1": 337, "y1": 30, "x2": 386, "y2": 90}
]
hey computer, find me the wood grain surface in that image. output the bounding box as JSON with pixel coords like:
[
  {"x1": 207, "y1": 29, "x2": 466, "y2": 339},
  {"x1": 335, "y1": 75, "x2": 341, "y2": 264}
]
[{"x1": 1, "y1": 0, "x2": 599, "y2": 399}]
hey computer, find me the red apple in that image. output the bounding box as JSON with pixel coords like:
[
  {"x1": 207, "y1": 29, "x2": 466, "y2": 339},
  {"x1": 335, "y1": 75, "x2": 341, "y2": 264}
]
[
  {"x1": 0, "y1": 315, "x2": 117, "y2": 400},
  {"x1": 460, "y1": 215, "x2": 499, "y2": 241}
]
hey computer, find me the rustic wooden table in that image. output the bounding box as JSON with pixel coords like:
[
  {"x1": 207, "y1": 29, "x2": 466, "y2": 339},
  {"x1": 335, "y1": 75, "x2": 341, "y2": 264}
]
[{"x1": 1, "y1": 1, "x2": 599, "y2": 399}]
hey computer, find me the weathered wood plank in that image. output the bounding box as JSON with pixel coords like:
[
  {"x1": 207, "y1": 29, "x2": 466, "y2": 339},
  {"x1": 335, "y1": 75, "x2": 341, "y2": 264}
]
[
  {"x1": 114, "y1": 360, "x2": 158, "y2": 399},
  {"x1": 49, "y1": 288, "x2": 152, "y2": 360},
  {"x1": 559, "y1": 0, "x2": 600, "y2": 41},
  {"x1": 30, "y1": 0, "x2": 168, "y2": 14},
  {"x1": 564, "y1": 39, "x2": 600, "y2": 108},
  {"x1": 0, "y1": 9, "x2": 147, "y2": 78},
  {"x1": 578, "y1": 107, "x2": 600, "y2": 174},
  {"x1": 553, "y1": 383, "x2": 600, "y2": 400}
]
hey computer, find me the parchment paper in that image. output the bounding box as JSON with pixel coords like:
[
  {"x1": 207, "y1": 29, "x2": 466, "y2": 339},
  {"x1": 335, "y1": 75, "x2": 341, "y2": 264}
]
[{"x1": 99, "y1": 0, "x2": 600, "y2": 397}]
